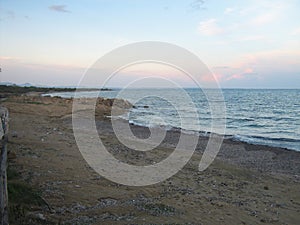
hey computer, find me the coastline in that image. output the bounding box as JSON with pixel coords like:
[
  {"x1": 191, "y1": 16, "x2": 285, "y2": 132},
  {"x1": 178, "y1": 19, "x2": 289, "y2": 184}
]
[
  {"x1": 48, "y1": 89, "x2": 300, "y2": 152},
  {"x1": 126, "y1": 117, "x2": 300, "y2": 153},
  {"x1": 2, "y1": 94, "x2": 300, "y2": 224}
]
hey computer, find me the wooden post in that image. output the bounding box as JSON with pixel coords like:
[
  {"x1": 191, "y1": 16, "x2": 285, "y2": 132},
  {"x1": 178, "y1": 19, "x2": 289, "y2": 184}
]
[{"x1": 0, "y1": 107, "x2": 9, "y2": 225}]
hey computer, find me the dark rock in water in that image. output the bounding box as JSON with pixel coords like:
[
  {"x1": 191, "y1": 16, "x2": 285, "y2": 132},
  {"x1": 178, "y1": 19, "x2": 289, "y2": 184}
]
[
  {"x1": 143, "y1": 105, "x2": 149, "y2": 108},
  {"x1": 100, "y1": 88, "x2": 112, "y2": 91}
]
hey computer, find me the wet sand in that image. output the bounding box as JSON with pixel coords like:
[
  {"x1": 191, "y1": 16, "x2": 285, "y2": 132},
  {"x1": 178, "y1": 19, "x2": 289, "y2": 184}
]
[{"x1": 2, "y1": 95, "x2": 300, "y2": 224}]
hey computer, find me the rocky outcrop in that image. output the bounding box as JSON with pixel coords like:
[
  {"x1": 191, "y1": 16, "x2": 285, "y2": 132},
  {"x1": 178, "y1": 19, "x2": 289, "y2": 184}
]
[{"x1": 5, "y1": 95, "x2": 132, "y2": 119}]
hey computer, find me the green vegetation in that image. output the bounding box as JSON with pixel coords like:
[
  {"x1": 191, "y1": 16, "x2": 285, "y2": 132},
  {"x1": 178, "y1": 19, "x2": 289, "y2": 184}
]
[
  {"x1": 7, "y1": 166, "x2": 19, "y2": 180},
  {"x1": 8, "y1": 182, "x2": 44, "y2": 206},
  {"x1": 7, "y1": 166, "x2": 48, "y2": 224},
  {"x1": 0, "y1": 85, "x2": 112, "y2": 98},
  {"x1": 0, "y1": 84, "x2": 76, "y2": 94}
]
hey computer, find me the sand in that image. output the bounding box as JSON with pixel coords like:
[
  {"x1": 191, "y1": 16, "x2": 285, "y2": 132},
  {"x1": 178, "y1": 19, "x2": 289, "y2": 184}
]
[{"x1": 2, "y1": 95, "x2": 300, "y2": 224}]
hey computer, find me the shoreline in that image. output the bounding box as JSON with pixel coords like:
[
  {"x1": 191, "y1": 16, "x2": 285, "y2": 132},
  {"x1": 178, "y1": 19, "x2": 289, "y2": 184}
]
[
  {"x1": 48, "y1": 89, "x2": 300, "y2": 153},
  {"x1": 114, "y1": 115, "x2": 300, "y2": 153}
]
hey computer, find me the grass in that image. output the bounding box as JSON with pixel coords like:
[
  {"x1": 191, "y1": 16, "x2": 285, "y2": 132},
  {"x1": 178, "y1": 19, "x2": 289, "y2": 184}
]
[
  {"x1": 8, "y1": 181, "x2": 45, "y2": 206},
  {"x1": 0, "y1": 85, "x2": 76, "y2": 94},
  {"x1": 7, "y1": 166, "x2": 48, "y2": 224},
  {"x1": 7, "y1": 166, "x2": 19, "y2": 180},
  {"x1": 0, "y1": 84, "x2": 112, "y2": 95}
]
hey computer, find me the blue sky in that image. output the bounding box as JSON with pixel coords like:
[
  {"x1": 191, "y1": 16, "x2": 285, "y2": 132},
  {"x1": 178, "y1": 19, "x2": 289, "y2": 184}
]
[{"x1": 0, "y1": 0, "x2": 300, "y2": 88}]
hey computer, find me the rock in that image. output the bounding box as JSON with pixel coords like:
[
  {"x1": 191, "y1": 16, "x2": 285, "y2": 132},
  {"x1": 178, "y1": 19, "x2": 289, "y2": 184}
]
[
  {"x1": 11, "y1": 131, "x2": 18, "y2": 137},
  {"x1": 36, "y1": 213, "x2": 46, "y2": 220},
  {"x1": 27, "y1": 212, "x2": 46, "y2": 221},
  {"x1": 50, "y1": 209, "x2": 56, "y2": 214},
  {"x1": 260, "y1": 218, "x2": 266, "y2": 223}
]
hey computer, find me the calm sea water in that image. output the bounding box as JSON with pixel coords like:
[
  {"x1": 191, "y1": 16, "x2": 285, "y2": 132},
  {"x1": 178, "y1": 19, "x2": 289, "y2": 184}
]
[{"x1": 50, "y1": 89, "x2": 300, "y2": 151}]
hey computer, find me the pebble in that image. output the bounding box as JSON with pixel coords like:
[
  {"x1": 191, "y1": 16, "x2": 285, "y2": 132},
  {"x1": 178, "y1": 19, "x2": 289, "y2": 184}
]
[
  {"x1": 50, "y1": 209, "x2": 56, "y2": 214},
  {"x1": 36, "y1": 213, "x2": 46, "y2": 220},
  {"x1": 12, "y1": 131, "x2": 18, "y2": 137}
]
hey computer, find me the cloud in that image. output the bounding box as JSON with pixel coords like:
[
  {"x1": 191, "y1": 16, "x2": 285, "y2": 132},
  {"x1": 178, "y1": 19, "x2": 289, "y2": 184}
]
[
  {"x1": 290, "y1": 27, "x2": 300, "y2": 36},
  {"x1": 0, "y1": 56, "x2": 20, "y2": 61},
  {"x1": 211, "y1": 46, "x2": 300, "y2": 87},
  {"x1": 0, "y1": 58, "x2": 84, "y2": 86},
  {"x1": 212, "y1": 65, "x2": 257, "y2": 82},
  {"x1": 240, "y1": 35, "x2": 266, "y2": 42},
  {"x1": 6, "y1": 10, "x2": 15, "y2": 19},
  {"x1": 251, "y1": 12, "x2": 277, "y2": 26},
  {"x1": 224, "y1": 7, "x2": 236, "y2": 15},
  {"x1": 189, "y1": 0, "x2": 205, "y2": 11},
  {"x1": 226, "y1": 68, "x2": 255, "y2": 81},
  {"x1": 48, "y1": 5, "x2": 70, "y2": 13},
  {"x1": 198, "y1": 19, "x2": 224, "y2": 36},
  {"x1": 0, "y1": 10, "x2": 15, "y2": 21},
  {"x1": 249, "y1": 1, "x2": 288, "y2": 26},
  {"x1": 198, "y1": 1, "x2": 289, "y2": 40}
]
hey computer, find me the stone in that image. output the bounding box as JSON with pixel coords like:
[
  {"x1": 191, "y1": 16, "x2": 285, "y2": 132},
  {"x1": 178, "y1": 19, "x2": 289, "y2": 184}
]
[{"x1": 11, "y1": 131, "x2": 18, "y2": 138}]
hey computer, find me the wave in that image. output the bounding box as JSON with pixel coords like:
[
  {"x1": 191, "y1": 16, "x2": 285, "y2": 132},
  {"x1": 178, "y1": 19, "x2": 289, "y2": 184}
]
[
  {"x1": 232, "y1": 134, "x2": 300, "y2": 143},
  {"x1": 118, "y1": 115, "x2": 300, "y2": 151},
  {"x1": 231, "y1": 134, "x2": 300, "y2": 151}
]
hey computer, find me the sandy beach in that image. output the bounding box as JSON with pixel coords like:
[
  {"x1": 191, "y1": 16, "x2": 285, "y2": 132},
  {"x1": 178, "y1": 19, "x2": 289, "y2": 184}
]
[{"x1": 2, "y1": 94, "x2": 300, "y2": 224}]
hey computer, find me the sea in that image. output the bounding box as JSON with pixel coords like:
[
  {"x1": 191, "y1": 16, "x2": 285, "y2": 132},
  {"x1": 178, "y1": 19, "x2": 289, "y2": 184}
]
[{"x1": 49, "y1": 89, "x2": 300, "y2": 151}]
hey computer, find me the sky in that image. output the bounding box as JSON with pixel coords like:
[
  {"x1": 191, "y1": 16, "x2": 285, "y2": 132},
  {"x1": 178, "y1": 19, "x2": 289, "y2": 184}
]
[{"x1": 0, "y1": 0, "x2": 300, "y2": 88}]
